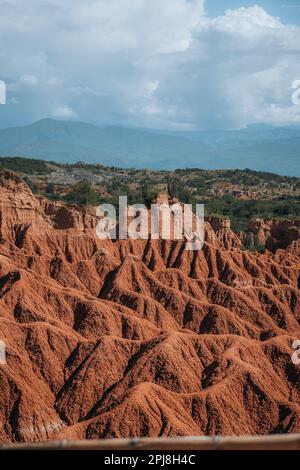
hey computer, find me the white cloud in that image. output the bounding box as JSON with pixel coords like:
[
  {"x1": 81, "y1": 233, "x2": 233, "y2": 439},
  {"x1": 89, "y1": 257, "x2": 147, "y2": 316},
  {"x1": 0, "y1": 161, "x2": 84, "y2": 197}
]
[
  {"x1": 0, "y1": 1, "x2": 300, "y2": 129},
  {"x1": 19, "y1": 74, "x2": 39, "y2": 86},
  {"x1": 52, "y1": 105, "x2": 77, "y2": 118},
  {"x1": 214, "y1": 5, "x2": 282, "y2": 30},
  {"x1": 146, "y1": 81, "x2": 159, "y2": 98}
]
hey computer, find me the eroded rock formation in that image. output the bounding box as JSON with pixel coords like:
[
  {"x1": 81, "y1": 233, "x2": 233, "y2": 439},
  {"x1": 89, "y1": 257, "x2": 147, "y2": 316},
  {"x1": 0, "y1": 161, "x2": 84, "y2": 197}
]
[{"x1": 0, "y1": 171, "x2": 299, "y2": 443}]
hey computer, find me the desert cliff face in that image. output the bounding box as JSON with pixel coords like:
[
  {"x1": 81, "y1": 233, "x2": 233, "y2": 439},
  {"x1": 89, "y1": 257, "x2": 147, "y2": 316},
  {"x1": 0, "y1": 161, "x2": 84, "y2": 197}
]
[{"x1": 0, "y1": 170, "x2": 299, "y2": 443}]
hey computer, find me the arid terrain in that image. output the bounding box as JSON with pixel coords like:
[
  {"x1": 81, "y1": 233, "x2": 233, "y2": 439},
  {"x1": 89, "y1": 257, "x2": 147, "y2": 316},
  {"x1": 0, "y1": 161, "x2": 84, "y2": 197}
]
[{"x1": 0, "y1": 169, "x2": 299, "y2": 443}]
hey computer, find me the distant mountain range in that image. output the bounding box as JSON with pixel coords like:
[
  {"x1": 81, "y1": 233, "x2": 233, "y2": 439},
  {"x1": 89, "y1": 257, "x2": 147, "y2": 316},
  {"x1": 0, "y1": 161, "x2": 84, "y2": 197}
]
[{"x1": 0, "y1": 119, "x2": 299, "y2": 176}]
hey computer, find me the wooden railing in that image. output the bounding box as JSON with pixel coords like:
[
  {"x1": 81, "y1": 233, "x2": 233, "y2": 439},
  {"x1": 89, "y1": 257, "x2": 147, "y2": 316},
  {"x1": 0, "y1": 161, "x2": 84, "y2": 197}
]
[{"x1": 1, "y1": 434, "x2": 300, "y2": 451}]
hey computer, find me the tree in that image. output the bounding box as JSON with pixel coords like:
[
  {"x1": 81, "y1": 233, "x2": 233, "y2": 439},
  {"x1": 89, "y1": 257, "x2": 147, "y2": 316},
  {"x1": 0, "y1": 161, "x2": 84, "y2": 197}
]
[
  {"x1": 45, "y1": 182, "x2": 55, "y2": 194},
  {"x1": 65, "y1": 180, "x2": 99, "y2": 206}
]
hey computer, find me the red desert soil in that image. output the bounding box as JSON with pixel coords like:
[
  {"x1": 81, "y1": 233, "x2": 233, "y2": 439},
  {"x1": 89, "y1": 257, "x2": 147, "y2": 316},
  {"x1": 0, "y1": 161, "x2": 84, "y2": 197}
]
[{"x1": 0, "y1": 170, "x2": 299, "y2": 443}]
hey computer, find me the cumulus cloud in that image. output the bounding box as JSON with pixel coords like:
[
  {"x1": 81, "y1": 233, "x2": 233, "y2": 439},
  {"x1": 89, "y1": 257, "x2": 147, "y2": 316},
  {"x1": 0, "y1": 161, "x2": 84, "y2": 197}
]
[
  {"x1": 0, "y1": 0, "x2": 300, "y2": 129},
  {"x1": 52, "y1": 105, "x2": 77, "y2": 118}
]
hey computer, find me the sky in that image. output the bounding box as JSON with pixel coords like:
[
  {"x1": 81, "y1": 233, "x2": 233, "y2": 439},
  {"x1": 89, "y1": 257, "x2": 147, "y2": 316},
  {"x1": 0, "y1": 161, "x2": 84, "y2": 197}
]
[{"x1": 1, "y1": 0, "x2": 300, "y2": 130}]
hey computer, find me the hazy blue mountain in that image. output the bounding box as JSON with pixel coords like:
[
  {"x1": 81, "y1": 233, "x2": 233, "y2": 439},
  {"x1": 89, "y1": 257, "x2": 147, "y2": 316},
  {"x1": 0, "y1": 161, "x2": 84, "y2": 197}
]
[
  {"x1": 0, "y1": 119, "x2": 299, "y2": 176},
  {"x1": 143, "y1": 123, "x2": 300, "y2": 143}
]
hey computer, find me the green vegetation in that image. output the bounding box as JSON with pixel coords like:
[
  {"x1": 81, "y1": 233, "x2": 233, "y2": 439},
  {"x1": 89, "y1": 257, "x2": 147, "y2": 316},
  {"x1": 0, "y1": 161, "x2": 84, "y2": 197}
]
[
  {"x1": 241, "y1": 235, "x2": 266, "y2": 253},
  {"x1": 23, "y1": 176, "x2": 39, "y2": 194},
  {"x1": 65, "y1": 180, "x2": 99, "y2": 206},
  {"x1": 202, "y1": 196, "x2": 300, "y2": 232},
  {"x1": 1, "y1": 156, "x2": 300, "y2": 232},
  {"x1": 0, "y1": 157, "x2": 50, "y2": 174}
]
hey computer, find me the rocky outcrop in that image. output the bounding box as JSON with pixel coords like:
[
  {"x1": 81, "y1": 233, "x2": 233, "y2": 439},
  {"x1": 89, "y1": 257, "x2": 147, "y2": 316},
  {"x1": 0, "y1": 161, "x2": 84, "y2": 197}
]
[
  {"x1": 0, "y1": 171, "x2": 299, "y2": 443},
  {"x1": 246, "y1": 218, "x2": 300, "y2": 252},
  {"x1": 207, "y1": 216, "x2": 241, "y2": 250}
]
